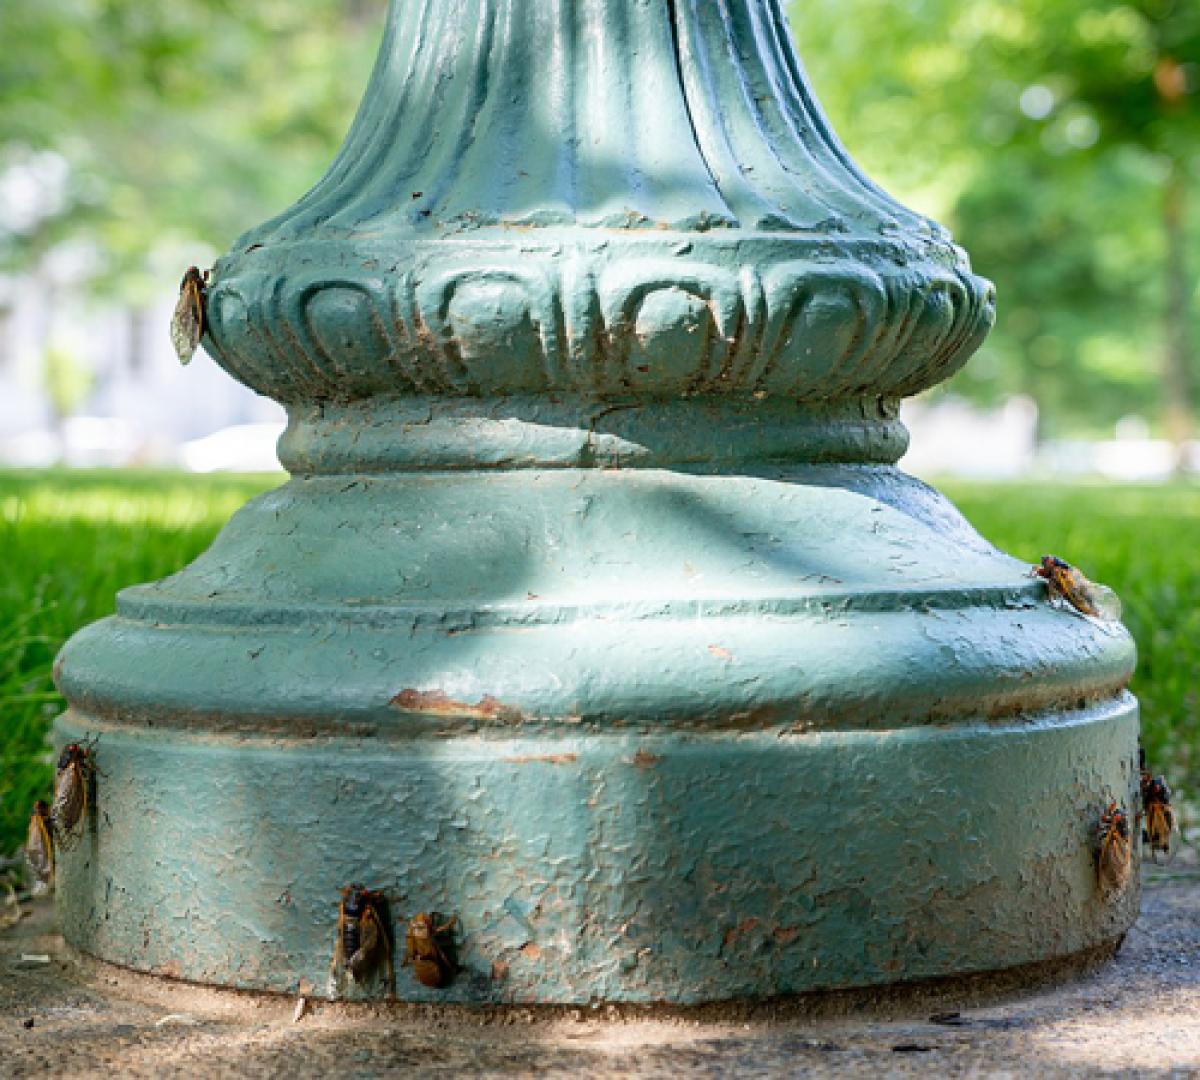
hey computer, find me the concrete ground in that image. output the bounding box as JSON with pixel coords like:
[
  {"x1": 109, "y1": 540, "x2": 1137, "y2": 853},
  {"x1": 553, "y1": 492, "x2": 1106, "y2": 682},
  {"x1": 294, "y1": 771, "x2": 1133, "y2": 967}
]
[{"x1": 2, "y1": 871, "x2": 1199, "y2": 1078}]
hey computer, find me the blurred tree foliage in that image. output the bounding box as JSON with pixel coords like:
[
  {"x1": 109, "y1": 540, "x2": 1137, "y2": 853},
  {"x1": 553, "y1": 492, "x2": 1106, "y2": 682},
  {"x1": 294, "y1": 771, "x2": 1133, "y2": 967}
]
[
  {"x1": 0, "y1": 0, "x2": 384, "y2": 303},
  {"x1": 792, "y1": 0, "x2": 1200, "y2": 439},
  {"x1": 0, "y1": 1, "x2": 1195, "y2": 437}
]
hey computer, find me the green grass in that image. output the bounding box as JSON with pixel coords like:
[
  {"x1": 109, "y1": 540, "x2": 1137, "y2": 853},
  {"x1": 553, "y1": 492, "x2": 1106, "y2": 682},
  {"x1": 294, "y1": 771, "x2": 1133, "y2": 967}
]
[
  {"x1": 1, "y1": 470, "x2": 1196, "y2": 856},
  {"x1": 0, "y1": 470, "x2": 282, "y2": 855}
]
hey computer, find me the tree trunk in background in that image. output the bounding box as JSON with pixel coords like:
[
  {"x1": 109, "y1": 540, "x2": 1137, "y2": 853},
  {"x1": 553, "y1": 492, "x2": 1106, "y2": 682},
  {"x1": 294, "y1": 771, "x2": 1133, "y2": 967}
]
[
  {"x1": 127, "y1": 306, "x2": 148, "y2": 377},
  {"x1": 1163, "y1": 157, "x2": 1194, "y2": 459}
]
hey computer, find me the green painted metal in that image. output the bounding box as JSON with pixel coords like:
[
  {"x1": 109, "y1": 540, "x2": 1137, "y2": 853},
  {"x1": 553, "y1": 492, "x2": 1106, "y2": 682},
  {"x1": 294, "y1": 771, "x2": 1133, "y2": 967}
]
[
  {"x1": 55, "y1": 0, "x2": 1139, "y2": 1002},
  {"x1": 55, "y1": 698, "x2": 1139, "y2": 1002}
]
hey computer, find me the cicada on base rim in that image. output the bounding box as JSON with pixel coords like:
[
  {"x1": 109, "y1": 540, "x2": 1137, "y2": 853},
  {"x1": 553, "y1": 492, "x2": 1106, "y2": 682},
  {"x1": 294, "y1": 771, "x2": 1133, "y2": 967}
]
[
  {"x1": 330, "y1": 884, "x2": 394, "y2": 999},
  {"x1": 1033, "y1": 555, "x2": 1122, "y2": 622},
  {"x1": 51, "y1": 738, "x2": 99, "y2": 847},
  {"x1": 1096, "y1": 800, "x2": 1133, "y2": 896},
  {"x1": 403, "y1": 912, "x2": 459, "y2": 989}
]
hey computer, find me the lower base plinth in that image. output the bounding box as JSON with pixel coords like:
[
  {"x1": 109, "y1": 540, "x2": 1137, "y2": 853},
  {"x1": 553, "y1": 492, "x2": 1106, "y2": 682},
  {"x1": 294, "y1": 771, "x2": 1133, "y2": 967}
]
[
  {"x1": 55, "y1": 695, "x2": 1139, "y2": 1003},
  {"x1": 54, "y1": 459, "x2": 1140, "y2": 1001}
]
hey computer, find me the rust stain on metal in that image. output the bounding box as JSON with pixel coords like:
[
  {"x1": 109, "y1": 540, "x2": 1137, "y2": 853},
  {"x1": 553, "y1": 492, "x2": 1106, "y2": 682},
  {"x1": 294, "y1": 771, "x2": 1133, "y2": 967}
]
[
  {"x1": 502, "y1": 753, "x2": 578, "y2": 765},
  {"x1": 723, "y1": 918, "x2": 761, "y2": 950},
  {"x1": 389, "y1": 689, "x2": 520, "y2": 720},
  {"x1": 630, "y1": 749, "x2": 662, "y2": 768}
]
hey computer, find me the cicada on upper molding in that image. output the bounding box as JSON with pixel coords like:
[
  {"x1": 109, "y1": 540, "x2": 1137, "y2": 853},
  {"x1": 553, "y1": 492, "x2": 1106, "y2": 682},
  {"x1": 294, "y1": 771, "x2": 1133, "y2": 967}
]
[
  {"x1": 1033, "y1": 555, "x2": 1122, "y2": 621},
  {"x1": 1140, "y1": 750, "x2": 1178, "y2": 863},
  {"x1": 171, "y1": 266, "x2": 210, "y2": 365}
]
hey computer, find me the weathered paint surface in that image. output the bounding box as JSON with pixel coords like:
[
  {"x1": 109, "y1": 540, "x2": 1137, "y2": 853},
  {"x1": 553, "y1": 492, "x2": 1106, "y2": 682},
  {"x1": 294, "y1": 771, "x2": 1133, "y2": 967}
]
[
  {"x1": 58, "y1": 465, "x2": 1135, "y2": 735},
  {"x1": 56, "y1": 697, "x2": 1139, "y2": 1003},
  {"x1": 54, "y1": 0, "x2": 1140, "y2": 1001},
  {"x1": 54, "y1": 463, "x2": 1141, "y2": 1000}
]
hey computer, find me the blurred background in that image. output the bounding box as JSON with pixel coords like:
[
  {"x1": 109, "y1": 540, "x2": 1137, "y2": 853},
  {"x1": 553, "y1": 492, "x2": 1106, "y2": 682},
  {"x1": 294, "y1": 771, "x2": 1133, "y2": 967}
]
[
  {"x1": 0, "y1": 0, "x2": 1196, "y2": 477},
  {"x1": 0, "y1": 1, "x2": 1197, "y2": 853}
]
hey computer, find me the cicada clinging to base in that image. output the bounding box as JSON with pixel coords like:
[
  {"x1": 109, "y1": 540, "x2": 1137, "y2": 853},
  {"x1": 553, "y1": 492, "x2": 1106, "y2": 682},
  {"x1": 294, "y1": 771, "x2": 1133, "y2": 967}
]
[
  {"x1": 51, "y1": 739, "x2": 98, "y2": 847},
  {"x1": 330, "y1": 884, "x2": 394, "y2": 998},
  {"x1": 1097, "y1": 800, "x2": 1133, "y2": 895},
  {"x1": 403, "y1": 912, "x2": 459, "y2": 989},
  {"x1": 1139, "y1": 750, "x2": 1177, "y2": 863},
  {"x1": 25, "y1": 800, "x2": 54, "y2": 892},
  {"x1": 1033, "y1": 555, "x2": 1122, "y2": 621},
  {"x1": 171, "y1": 266, "x2": 210, "y2": 365}
]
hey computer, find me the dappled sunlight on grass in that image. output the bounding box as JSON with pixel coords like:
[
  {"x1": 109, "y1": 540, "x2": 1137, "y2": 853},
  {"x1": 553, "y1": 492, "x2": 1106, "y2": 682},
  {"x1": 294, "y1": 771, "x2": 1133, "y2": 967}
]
[
  {"x1": 0, "y1": 488, "x2": 259, "y2": 528},
  {"x1": 0, "y1": 470, "x2": 282, "y2": 528}
]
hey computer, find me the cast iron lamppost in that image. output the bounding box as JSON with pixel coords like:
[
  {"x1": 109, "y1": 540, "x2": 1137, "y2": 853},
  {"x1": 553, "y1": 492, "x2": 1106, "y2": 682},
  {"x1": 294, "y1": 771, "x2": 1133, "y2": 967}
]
[{"x1": 56, "y1": 0, "x2": 1139, "y2": 1002}]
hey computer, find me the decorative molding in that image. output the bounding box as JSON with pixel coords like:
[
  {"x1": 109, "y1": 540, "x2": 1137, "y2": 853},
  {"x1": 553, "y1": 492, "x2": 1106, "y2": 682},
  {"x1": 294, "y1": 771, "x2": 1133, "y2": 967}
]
[
  {"x1": 202, "y1": 0, "x2": 996, "y2": 410},
  {"x1": 207, "y1": 245, "x2": 994, "y2": 404}
]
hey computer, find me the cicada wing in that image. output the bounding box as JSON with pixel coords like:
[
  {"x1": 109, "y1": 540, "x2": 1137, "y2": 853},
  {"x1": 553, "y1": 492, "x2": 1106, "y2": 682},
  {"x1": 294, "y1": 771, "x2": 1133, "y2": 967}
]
[
  {"x1": 170, "y1": 281, "x2": 204, "y2": 365},
  {"x1": 1052, "y1": 567, "x2": 1122, "y2": 622},
  {"x1": 1083, "y1": 582, "x2": 1122, "y2": 622},
  {"x1": 1054, "y1": 568, "x2": 1097, "y2": 617}
]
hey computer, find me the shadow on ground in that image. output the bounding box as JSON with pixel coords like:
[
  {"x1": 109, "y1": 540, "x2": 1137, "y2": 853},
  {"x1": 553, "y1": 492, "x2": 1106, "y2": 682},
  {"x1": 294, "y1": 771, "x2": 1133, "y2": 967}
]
[{"x1": 2, "y1": 873, "x2": 1199, "y2": 1077}]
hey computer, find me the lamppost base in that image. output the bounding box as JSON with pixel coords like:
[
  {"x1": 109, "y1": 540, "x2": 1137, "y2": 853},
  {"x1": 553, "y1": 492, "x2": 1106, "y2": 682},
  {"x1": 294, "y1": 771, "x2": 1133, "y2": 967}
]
[{"x1": 54, "y1": 457, "x2": 1139, "y2": 1002}]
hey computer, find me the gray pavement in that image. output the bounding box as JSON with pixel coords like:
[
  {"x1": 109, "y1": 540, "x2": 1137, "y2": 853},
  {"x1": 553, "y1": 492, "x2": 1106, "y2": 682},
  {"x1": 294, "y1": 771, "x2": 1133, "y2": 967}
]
[{"x1": 2, "y1": 873, "x2": 1199, "y2": 1077}]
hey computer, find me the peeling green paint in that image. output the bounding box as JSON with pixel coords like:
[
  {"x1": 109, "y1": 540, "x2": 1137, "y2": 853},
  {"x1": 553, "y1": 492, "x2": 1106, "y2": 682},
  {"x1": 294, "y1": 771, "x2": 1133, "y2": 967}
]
[{"x1": 56, "y1": 697, "x2": 1139, "y2": 1003}]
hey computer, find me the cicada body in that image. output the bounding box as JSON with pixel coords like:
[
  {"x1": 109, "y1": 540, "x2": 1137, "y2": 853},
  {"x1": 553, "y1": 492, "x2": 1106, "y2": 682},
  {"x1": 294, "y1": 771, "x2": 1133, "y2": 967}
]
[
  {"x1": 330, "y1": 885, "x2": 393, "y2": 997},
  {"x1": 1097, "y1": 800, "x2": 1132, "y2": 895},
  {"x1": 52, "y1": 742, "x2": 97, "y2": 846},
  {"x1": 1033, "y1": 555, "x2": 1121, "y2": 621},
  {"x1": 25, "y1": 800, "x2": 55, "y2": 892},
  {"x1": 1140, "y1": 767, "x2": 1177, "y2": 863},
  {"x1": 403, "y1": 912, "x2": 458, "y2": 989},
  {"x1": 171, "y1": 266, "x2": 210, "y2": 365}
]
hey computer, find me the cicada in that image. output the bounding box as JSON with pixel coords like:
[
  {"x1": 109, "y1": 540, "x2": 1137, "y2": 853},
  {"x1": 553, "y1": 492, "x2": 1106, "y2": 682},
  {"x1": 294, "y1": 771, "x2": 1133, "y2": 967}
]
[
  {"x1": 330, "y1": 885, "x2": 393, "y2": 997},
  {"x1": 403, "y1": 912, "x2": 458, "y2": 989},
  {"x1": 25, "y1": 800, "x2": 54, "y2": 892},
  {"x1": 1033, "y1": 555, "x2": 1122, "y2": 621},
  {"x1": 1097, "y1": 800, "x2": 1132, "y2": 895},
  {"x1": 1139, "y1": 752, "x2": 1177, "y2": 862},
  {"x1": 171, "y1": 266, "x2": 210, "y2": 365},
  {"x1": 52, "y1": 741, "x2": 98, "y2": 846}
]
